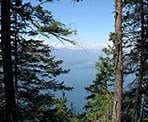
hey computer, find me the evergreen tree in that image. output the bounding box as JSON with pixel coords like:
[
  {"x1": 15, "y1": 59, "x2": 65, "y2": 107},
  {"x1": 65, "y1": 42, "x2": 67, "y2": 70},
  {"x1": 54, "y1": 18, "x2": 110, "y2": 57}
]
[
  {"x1": 122, "y1": 0, "x2": 148, "y2": 121},
  {"x1": 0, "y1": 0, "x2": 77, "y2": 121},
  {"x1": 16, "y1": 39, "x2": 73, "y2": 121},
  {"x1": 84, "y1": 34, "x2": 115, "y2": 122}
]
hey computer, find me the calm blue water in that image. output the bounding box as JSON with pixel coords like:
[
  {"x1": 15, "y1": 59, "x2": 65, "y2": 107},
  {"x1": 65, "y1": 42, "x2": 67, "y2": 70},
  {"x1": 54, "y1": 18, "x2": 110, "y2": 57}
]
[
  {"x1": 52, "y1": 48, "x2": 100, "y2": 113},
  {"x1": 52, "y1": 48, "x2": 135, "y2": 113}
]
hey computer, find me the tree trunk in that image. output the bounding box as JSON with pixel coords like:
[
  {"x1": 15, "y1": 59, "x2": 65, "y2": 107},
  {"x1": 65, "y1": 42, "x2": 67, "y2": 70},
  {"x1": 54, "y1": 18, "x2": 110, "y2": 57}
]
[
  {"x1": 1, "y1": 0, "x2": 16, "y2": 121},
  {"x1": 112, "y1": 0, "x2": 123, "y2": 122}
]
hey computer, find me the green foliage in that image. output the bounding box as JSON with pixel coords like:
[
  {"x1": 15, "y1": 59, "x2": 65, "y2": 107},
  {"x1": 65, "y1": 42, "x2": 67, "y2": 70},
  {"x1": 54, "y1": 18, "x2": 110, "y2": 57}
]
[
  {"x1": 0, "y1": 0, "x2": 78, "y2": 121},
  {"x1": 85, "y1": 91, "x2": 112, "y2": 122},
  {"x1": 11, "y1": 39, "x2": 73, "y2": 121},
  {"x1": 38, "y1": 21, "x2": 77, "y2": 36},
  {"x1": 122, "y1": 0, "x2": 148, "y2": 121},
  {"x1": 53, "y1": 98, "x2": 80, "y2": 122},
  {"x1": 84, "y1": 34, "x2": 114, "y2": 122}
]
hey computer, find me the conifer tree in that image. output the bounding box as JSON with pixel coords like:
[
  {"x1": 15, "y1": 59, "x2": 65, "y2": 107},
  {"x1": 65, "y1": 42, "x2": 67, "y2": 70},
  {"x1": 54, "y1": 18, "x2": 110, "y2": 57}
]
[
  {"x1": 0, "y1": 0, "x2": 77, "y2": 121},
  {"x1": 84, "y1": 33, "x2": 115, "y2": 122},
  {"x1": 122, "y1": 0, "x2": 148, "y2": 121},
  {"x1": 15, "y1": 39, "x2": 74, "y2": 121}
]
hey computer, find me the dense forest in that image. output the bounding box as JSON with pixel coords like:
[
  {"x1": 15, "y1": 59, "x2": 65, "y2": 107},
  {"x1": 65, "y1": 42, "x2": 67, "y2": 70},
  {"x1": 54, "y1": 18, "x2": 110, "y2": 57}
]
[{"x1": 0, "y1": 0, "x2": 148, "y2": 122}]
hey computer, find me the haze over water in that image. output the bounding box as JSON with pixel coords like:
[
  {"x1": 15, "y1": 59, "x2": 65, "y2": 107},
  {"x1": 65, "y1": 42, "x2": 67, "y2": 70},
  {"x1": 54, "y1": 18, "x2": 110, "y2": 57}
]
[{"x1": 52, "y1": 48, "x2": 100, "y2": 113}]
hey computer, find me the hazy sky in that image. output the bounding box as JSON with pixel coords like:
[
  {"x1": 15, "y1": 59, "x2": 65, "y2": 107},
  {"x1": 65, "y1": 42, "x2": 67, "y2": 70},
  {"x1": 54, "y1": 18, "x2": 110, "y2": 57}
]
[
  {"x1": 47, "y1": 0, "x2": 114, "y2": 43},
  {"x1": 30, "y1": 0, "x2": 115, "y2": 49}
]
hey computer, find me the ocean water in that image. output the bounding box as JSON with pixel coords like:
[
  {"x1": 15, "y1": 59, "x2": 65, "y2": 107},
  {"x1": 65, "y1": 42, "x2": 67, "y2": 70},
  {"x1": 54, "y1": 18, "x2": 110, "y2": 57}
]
[{"x1": 52, "y1": 48, "x2": 100, "y2": 113}]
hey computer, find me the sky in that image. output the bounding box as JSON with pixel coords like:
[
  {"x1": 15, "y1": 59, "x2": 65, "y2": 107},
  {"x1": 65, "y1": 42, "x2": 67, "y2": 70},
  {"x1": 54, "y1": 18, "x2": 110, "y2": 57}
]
[
  {"x1": 30, "y1": 0, "x2": 115, "y2": 49},
  {"x1": 47, "y1": 0, "x2": 114, "y2": 46}
]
